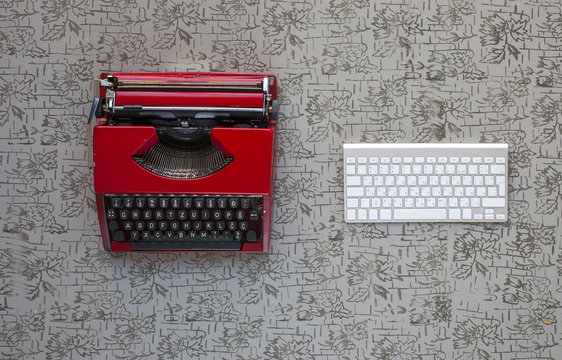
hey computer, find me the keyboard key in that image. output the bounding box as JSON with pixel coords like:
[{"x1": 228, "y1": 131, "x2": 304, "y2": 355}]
[
  {"x1": 159, "y1": 198, "x2": 169, "y2": 208},
  {"x1": 490, "y1": 165, "x2": 505, "y2": 174},
  {"x1": 462, "y1": 209, "x2": 472, "y2": 219},
  {"x1": 240, "y1": 198, "x2": 250, "y2": 209},
  {"x1": 347, "y1": 209, "x2": 356, "y2": 220},
  {"x1": 206, "y1": 198, "x2": 216, "y2": 208},
  {"x1": 347, "y1": 176, "x2": 361, "y2": 186},
  {"x1": 171, "y1": 198, "x2": 181, "y2": 208},
  {"x1": 346, "y1": 165, "x2": 356, "y2": 175},
  {"x1": 183, "y1": 198, "x2": 193, "y2": 208},
  {"x1": 229, "y1": 198, "x2": 239, "y2": 209},
  {"x1": 346, "y1": 157, "x2": 356, "y2": 164},
  {"x1": 357, "y1": 209, "x2": 367, "y2": 220},
  {"x1": 135, "y1": 198, "x2": 146, "y2": 208},
  {"x1": 119, "y1": 209, "x2": 129, "y2": 220},
  {"x1": 482, "y1": 198, "x2": 505, "y2": 207},
  {"x1": 380, "y1": 209, "x2": 392, "y2": 220},
  {"x1": 148, "y1": 198, "x2": 157, "y2": 208},
  {"x1": 358, "y1": 157, "x2": 367, "y2": 163},
  {"x1": 394, "y1": 209, "x2": 446, "y2": 220},
  {"x1": 449, "y1": 208, "x2": 461, "y2": 219},
  {"x1": 124, "y1": 198, "x2": 134, "y2": 207},
  {"x1": 107, "y1": 209, "x2": 117, "y2": 219},
  {"x1": 111, "y1": 198, "x2": 122, "y2": 208},
  {"x1": 347, "y1": 187, "x2": 364, "y2": 197},
  {"x1": 217, "y1": 198, "x2": 227, "y2": 208},
  {"x1": 195, "y1": 198, "x2": 205, "y2": 208},
  {"x1": 368, "y1": 209, "x2": 378, "y2": 220}
]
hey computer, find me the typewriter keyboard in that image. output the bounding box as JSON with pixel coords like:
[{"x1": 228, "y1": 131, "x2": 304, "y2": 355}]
[{"x1": 103, "y1": 195, "x2": 263, "y2": 251}]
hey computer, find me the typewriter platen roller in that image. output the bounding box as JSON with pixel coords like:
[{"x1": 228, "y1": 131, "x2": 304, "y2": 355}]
[{"x1": 91, "y1": 72, "x2": 277, "y2": 252}]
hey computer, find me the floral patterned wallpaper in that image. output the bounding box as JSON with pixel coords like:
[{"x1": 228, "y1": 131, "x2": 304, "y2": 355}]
[{"x1": 1, "y1": 0, "x2": 561, "y2": 359}]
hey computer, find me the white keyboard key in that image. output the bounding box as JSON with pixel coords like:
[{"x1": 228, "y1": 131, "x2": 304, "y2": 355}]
[
  {"x1": 490, "y1": 165, "x2": 505, "y2": 174},
  {"x1": 392, "y1": 157, "x2": 401, "y2": 163},
  {"x1": 485, "y1": 176, "x2": 495, "y2": 185},
  {"x1": 482, "y1": 198, "x2": 505, "y2": 207},
  {"x1": 347, "y1": 176, "x2": 361, "y2": 186},
  {"x1": 462, "y1": 176, "x2": 472, "y2": 185},
  {"x1": 450, "y1": 157, "x2": 459, "y2": 163},
  {"x1": 474, "y1": 176, "x2": 483, "y2": 185},
  {"x1": 451, "y1": 176, "x2": 461, "y2": 185},
  {"x1": 360, "y1": 198, "x2": 370, "y2": 208},
  {"x1": 394, "y1": 209, "x2": 446, "y2": 220},
  {"x1": 485, "y1": 209, "x2": 494, "y2": 214},
  {"x1": 479, "y1": 165, "x2": 489, "y2": 174},
  {"x1": 371, "y1": 198, "x2": 381, "y2": 207},
  {"x1": 446, "y1": 165, "x2": 455, "y2": 174},
  {"x1": 380, "y1": 209, "x2": 392, "y2": 220},
  {"x1": 390, "y1": 165, "x2": 400, "y2": 174},
  {"x1": 484, "y1": 157, "x2": 494, "y2": 163},
  {"x1": 437, "y1": 198, "x2": 447, "y2": 207},
  {"x1": 396, "y1": 176, "x2": 406, "y2": 185},
  {"x1": 374, "y1": 176, "x2": 384, "y2": 185},
  {"x1": 427, "y1": 157, "x2": 436, "y2": 163},
  {"x1": 431, "y1": 187, "x2": 441, "y2": 196},
  {"x1": 357, "y1": 209, "x2": 367, "y2": 220},
  {"x1": 415, "y1": 198, "x2": 425, "y2": 207},
  {"x1": 421, "y1": 187, "x2": 431, "y2": 196},
  {"x1": 496, "y1": 157, "x2": 505, "y2": 163},
  {"x1": 418, "y1": 176, "x2": 428, "y2": 185},
  {"x1": 473, "y1": 157, "x2": 482, "y2": 163},
  {"x1": 454, "y1": 187, "x2": 464, "y2": 196},
  {"x1": 382, "y1": 198, "x2": 392, "y2": 207},
  {"x1": 498, "y1": 185, "x2": 505, "y2": 196},
  {"x1": 413, "y1": 165, "x2": 422, "y2": 174},
  {"x1": 488, "y1": 187, "x2": 497, "y2": 196},
  {"x1": 399, "y1": 187, "x2": 409, "y2": 196},
  {"x1": 393, "y1": 198, "x2": 403, "y2": 207},
  {"x1": 415, "y1": 157, "x2": 425, "y2": 163},
  {"x1": 426, "y1": 198, "x2": 436, "y2": 207},
  {"x1": 366, "y1": 187, "x2": 375, "y2": 196},
  {"x1": 465, "y1": 187, "x2": 475, "y2": 196},
  {"x1": 429, "y1": 176, "x2": 439, "y2": 185},
  {"x1": 461, "y1": 157, "x2": 470, "y2": 163},
  {"x1": 363, "y1": 176, "x2": 373, "y2": 186},
  {"x1": 468, "y1": 165, "x2": 478, "y2": 174},
  {"x1": 424, "y1": 165, "x2": 433, "y2": 174},
  {"x1": 443, "y1": 187, "x2": 453, "y2": 196},
  {"x1": 485, "y1": 214, "x2": 494, "y2": 219},
  {"x1": 435, "y1": 165, "x2": 445, "y2": 174},
  {"x1": 407, "y1": 176, "x2": 417, "y2": 185},
  {"x1": 410, "y1": 187, "x2": 420, "y2": 196},
  {"x1": 358, "y1": 157, "x2": 368, "y2": 163},
  {"x1": 368, "y1": 165, "x2": 378, "y2": 174},
  {"x1": 369, "y1": 157, "x2": 379, "y2": 163},
  {"x1": 440, "y1": 176, "x2": 450, "y2": 185},
  {"x1": 379, "y1": 165, "x2": 389, "y2": 174},
  {"x1": 457, "y1": 165, "x2": 466, "y2": 174},
  {"x1": 347, "y1": 209, "x2": 356, "y2": 220},
  {"x1": 496, "y1": 213, "x2": 505, "y2": 220},
  {"x1": 476, "y1": 187, "x2": 486, "y2": 196},
  {"x1": 449, "y1": 208, "x2": 461, "y2": 219},
  {"x1": 403, "y1": 157, "x2": 413, "y2": 163},
  {"x1": 438, "y1": 157, "x2": 447, "y2": 163},
  {"x1": 460, "y1": 198, "x2": 469, "y2": 207},
  {"x1": 381, "y1": 157, "x2": 390, "y2": 163},
  {"x1": 368, "y1": 209, "x2": 378, "y2": 220},
  {"x1": 357, "y1": 165, "x2": 367, "y2": 175},
  {"x1": 388, "y1": 187, "x2": 398, "y2": 196},
  {"x1": 385, "y1": 176, "x2": 395, "y2": 185},
  {"x1": 471, "y1": 198, "x2": 480, "y2": 207},
  {"x1": 405, "y1": 198, "x2": 414, "y2": 207},
  {"x1": 346, "y1": 157, "x2": 356, "y2": 164},
  {"x1": 347, "y1": 187, "x2": 364, "y2": 197},
  {"x1": 346, "y1": 165, "x2": 356, "y2": 175},
  {"x1": 377, "y1": 188, "x2": 386, "y2": 196},
  {"x1": 347, "y1": 198, "x2": 359, "y2": 207},
  {"x1": 496, "y1": 176, "x2": 505, "y2": 185},
  {"x1": 448, "y1": 198, "x2": 458, "y2": 207},
  {"x1": 462, "y1": 209, "x2": 472, "y2": 219},
  {"x1": 401, "y1": 165, "x2": 411, "y2": 174},
  {"x1": 474, "y1": 213, "x2": 483, "y2": 220}
]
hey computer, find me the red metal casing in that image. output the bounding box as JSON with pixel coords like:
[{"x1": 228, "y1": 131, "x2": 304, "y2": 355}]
[{"x1": 93, "y1": 72, "x2": 276, "y2": 252}]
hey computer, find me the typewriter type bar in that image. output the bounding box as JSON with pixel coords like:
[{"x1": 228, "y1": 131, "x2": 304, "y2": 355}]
[{"x1": 92, "y1": 72, "x2": 277, "y2": 252}]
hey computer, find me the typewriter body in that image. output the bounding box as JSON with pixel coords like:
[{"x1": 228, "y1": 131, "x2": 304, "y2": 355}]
[{"x1": 90, "y1": 72, "x2": 277, "y2": 252}]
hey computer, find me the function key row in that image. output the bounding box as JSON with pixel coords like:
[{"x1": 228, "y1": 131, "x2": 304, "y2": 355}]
[
  {"x1": 346, "y1": 156, "x2": 506, "y2": 164},
  {"x1": 110, "y1": 196, "x2": 252, "y2": 210}
]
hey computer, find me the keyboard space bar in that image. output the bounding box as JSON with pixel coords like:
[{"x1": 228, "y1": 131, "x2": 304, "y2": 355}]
[
  {"x1": 131, "y1": 241, "x2": 242, "y2": 251},
  {"x1": 393, "y1": 209, "x2": 447, "y2": 220}
]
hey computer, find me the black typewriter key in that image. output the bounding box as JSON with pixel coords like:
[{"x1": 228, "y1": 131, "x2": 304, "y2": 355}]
[
  {"x1": 147, "y1": 221, "x2": 156, "y2": 231},
  {"x1": 177, "y1": 231, "x2": 185, "y2": 239},
  {"x1": 195, "y1": 198, "x2": 204, "y2": 209},
  {"x1": 182, "y1": 222, "x2": 191, "y2": 231},
  {"x1": 107, "y1": 209, "x2": 117, "y2": 219},
  {"x1": 210, "y1": 230, "x2": 220, "y2": 238},
  {"x1": 201, "y1": 210, "x2": 210, "y2": 220},
  {"x1": 130, "y1": 231, "x2": 140, "y2": 241},
  {"x1": 136, "y1": 221, "x2": 145, "y2": 231},
  {"x1": 236, "y1": 210, "x2": 245, "y2": 220},
  {"x1": 170, "y1": 221, "x2": 179, "y2": 231},
  {"x1": 109, "y1": 220, "x2": 119, "y2": 230},
  {"x1": 206, "y1": 198, "x2": 215, "y2": 208},
  {"x1": 119, "y1": 209, "x2": 129, "y2": 219},
  {"x1": 217, "y1": 198, "x2": 227, "y2": 209},
  {"x1": 143, "y1": 210, "x2": 152, "y2": 220},
  {"x1": 246, "y1": 230, "x2": 257, "y2": 242},
  {"x1": 148, "y1": 198, "x2": 157, "y2": 208},
  {"x1": 182, "y1": 198, "x2": 192, "y2": 208},
  {"x1": 111, "y1": 198, "x2": 122, "y2": 208},
  {"x1": 227, "y1": 221, "x2": 236, "y2": 231},
  {"x1": 249, "y1": 210, "x2": 259, "y2": 221},
  {"x1": 241, "y1": 198, "x2": 250, "y2": 209},
  {"x1": 166, "y1": 210, "x2": 176, "y2": 220},
  {"x1": 189, "y1": 209, "x2": 198, "y2": 220},
  {"x1": 179, "y1": 210, "x2": 188, "y2": 220},
  {"x1": 216, "y1": 221, "x2": 225, "y2": 231},
  {"x1": 171, "y1": 198, "x2": 180, "y2": 208},
  {"x1": 234, "y1": 231, "x2": 243, "y2": 241},
  {"x1": 159, "y1": 198, "x2": 169, "y2": 208},
  {"x1": 158, "y1": 221, "x2": 168, "y2": 231},
  {"x1": 205, "y1": 221, "x2": 214, "y2": 231},
  {"x1": 136, "y1": 198, "x2": 146, "y2": 208},
  {"x1": 212, "y1": 210, "x2": 221, "y2": 220},
  {"x1": 225, "y1": 210, "x2": 234, "y2": 221},
  {"x1": 229, "y1": 198, "x2": 239, "y2": 209},
  {"x1": 223, "y1": 231, "x2": 233, "y2": 241},
  {"x1": 131, "y1": 210, "x2": 141, "y2": 220},
  {"x1": 113, "y1": 231, "x2": 125, "y2": 241},
  {"x1": 200, "y1": 231, "x2": 208, "y2": 239},
  {"x1": 141, "y1": 231, "x2": 151, "y2": 240},
  {"x1": 155, "y1": 210, "x2": 164, "y2": 220},
  {"x1": 189, "y1": 231, "x2": 197, "y2": 238},
  {"x1": 123, "y1": 221, "x2": 133, "y2": 231},
  {"x1": 124, "y1": 198, "x2": 134, "y2": 208},
  {"x1": 154, "y1": 230, "x2": 163, "y2": 240},
  {"x1": 165, "y1": 230, "x2": 175, "y2": 239},
  {"x1": 239, "y1": 221, "x2": 248, "y2": 231},
  {"x1": 193, "y1": 221, "x2": 202, "y2": 231}
]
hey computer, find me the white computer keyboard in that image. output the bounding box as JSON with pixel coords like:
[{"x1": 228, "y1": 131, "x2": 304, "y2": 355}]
[{"x1": 344, "y1": 143, "x2": 508, "y2": 222}]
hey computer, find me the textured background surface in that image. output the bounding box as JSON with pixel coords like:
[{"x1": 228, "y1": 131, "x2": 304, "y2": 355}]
[{"x1": 1, "y1": 0, "x2": 561, "y2": 359}]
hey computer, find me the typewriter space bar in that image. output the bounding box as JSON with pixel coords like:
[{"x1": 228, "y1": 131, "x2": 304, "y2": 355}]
[{"x1": 130, "y1": 241, "x2": 242, "y2": 251}]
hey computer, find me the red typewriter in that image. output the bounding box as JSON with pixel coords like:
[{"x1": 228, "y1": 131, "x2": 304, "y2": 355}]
[{"x1": 89, "y1": 72, "x2": 277, "y2": 252}]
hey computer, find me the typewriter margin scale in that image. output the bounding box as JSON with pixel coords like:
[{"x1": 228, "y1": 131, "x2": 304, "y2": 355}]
[{"x1": 90, "y1": 72, "x2": 278, "y2": 252}]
